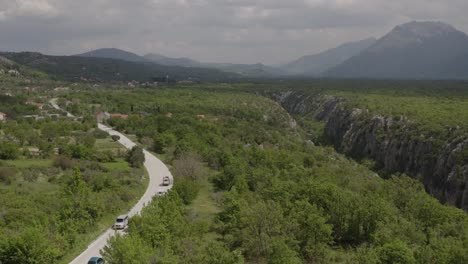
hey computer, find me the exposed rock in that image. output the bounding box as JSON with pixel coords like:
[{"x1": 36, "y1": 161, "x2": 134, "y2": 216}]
[{"x1": 267, "y1": 90, "x2": 468, "y2": 211}]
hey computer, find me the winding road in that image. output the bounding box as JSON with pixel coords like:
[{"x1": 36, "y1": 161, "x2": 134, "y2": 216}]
[{"x1": 49, "y1": 99, "x2": 173, "y2": 264}]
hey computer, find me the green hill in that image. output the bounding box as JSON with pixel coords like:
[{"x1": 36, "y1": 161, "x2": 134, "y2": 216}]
[{"x1": 0, "y1": 52, "x2": 240, "y2": 83}]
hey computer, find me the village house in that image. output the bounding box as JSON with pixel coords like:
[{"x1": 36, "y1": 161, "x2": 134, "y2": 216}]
[
  {"x1": 110, "y1": 113, "x2": 129, "y2": 120},
  {"x1": 54, "y1": 86, "x2": 70, "y2": 92},
  {"x1": 8, "y1": 69, "x2": 20, "y2": 77},
  {"x1": 26, "y1": 100, "x2": 45, "y2": 110},
  {"x1": 0, "y1": 112, "x2": 7, "y2": 122}
]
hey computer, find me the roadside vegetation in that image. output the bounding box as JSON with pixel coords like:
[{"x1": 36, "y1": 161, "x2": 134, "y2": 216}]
[{"x1": 0, "y1": 92, "x2": 147, "y2": 263}]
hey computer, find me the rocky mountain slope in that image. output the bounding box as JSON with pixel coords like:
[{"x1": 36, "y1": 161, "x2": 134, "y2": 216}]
[
  {"x1": 326, "y1": 21, "x2": 468, "y2": 79},
  {"x1": 267, "y1": 90, "x2": 468, "y2": 211},
  {"x1": 281, "y1": 38, "x2": 376, "y2": 76}
]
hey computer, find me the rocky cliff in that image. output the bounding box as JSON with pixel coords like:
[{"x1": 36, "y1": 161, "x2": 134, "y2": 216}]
[{"x1": 267, "y1": 91, "x2": 468, "y2": 211}]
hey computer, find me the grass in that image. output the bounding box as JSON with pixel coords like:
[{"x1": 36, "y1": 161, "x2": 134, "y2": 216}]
[
  {"x1": 185, "y1": 174, "x2": 223, "y2": 243},
  {"x1": 187, "y1": 177, "x2": 221, "y2": 223},
  {"x1": 101, "y1": 158, "x2": 130, "y2": 170},
  {"x1": 3, "y1": 159, "x2": 53, "y2": 168},
  {"x1": 96, "y1": 138, "x2": 127, "y2": 150}
]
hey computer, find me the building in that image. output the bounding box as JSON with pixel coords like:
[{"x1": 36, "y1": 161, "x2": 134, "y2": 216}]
[
  {"x1": 0, "y1": 112, "x2": 6, "y2": 121},
  {"x1": 95, "y1": 111, "x2": 110, "y2": 122},
  {"x1": 26, "y1": 100, "x2": 45, "y2": 110},
  {"x1": 110, "y1": 113, "x2": 129, "y2": 120}
]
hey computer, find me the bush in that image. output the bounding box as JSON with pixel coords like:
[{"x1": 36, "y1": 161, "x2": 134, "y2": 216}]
[
  {"x1": 378, "y1": 241, "x2": 416, "y2": 264},
  {"x1": 0, "y1": 141, "x2": 19, "y2": 160},
  {"x1": 173, "y1": 178, "x2": 200, "y2": 205},
  {"x1": 0, "y1": 167, "x2": 16, "y2": 184},
  {"x1": 95, "y1": 150, "x2": 115, "y2": 162},
  {"x1": 173, "y1": 152, "x2": 204, "y2": 180},
  {"x1": 93, "y1": 129, "x2": 109, "y2": 139},
  {"x1": 22, "y1": 169, "x2": 39, "y2": 182},
  {"x1": 111, "y1": 135, "x2": 120, "y2": 142},
  {"x1": 53, "y1": 155, "x2": 74, "y2": 170},
  {"x1": 127, "y1": 146, "x2": 145, "y2": 168}
]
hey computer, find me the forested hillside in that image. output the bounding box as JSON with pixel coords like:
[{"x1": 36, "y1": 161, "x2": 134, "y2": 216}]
[
  {"x1": 256, "y1": 80, "x2": 467, "y2": 211},
  {"x1": 63, "y1": 86, "x2": 467, "y2": 264},
  {"x1": 0, "y1": 52, "x2": 239, "y2": 83}
]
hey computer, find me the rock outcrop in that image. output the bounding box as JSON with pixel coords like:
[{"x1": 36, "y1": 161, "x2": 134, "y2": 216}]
[{"x1": 267, "y1": 91, "x2": 468, "y2": 211}]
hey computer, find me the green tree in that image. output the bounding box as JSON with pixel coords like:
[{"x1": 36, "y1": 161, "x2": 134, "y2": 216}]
[
  {"x1": 127, "y1": 146, "x2": 145, "y2": 168},
  {"x1": 102, "y1": 234, "x2": 154, "y2": 264},
  {"x1": 378, "y1": 240, "x2": 416, "y2": 264},
  {"x1": 0, "y1": 227, "x2": 62, "y2": 264},
  {"x1": 0, "y1": 141, "x2": 19, "y2": 160},
  {"x1": 288, "y1": 200, "x2": 332, "y2": 261},
  {"x1": 241, "y1": 200, "x2": 284, "y2": 258},
  {"x1": 60, "y1": 168, "x2": 101, "y2": 234}
]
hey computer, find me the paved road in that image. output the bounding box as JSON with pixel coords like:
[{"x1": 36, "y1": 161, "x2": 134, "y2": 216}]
[
  {"x1": 49, "y1": 98, "x2": 75, "y2": 118},
  {"x1": 68, "y1": 125, "x2": 173, "y2": 264}
]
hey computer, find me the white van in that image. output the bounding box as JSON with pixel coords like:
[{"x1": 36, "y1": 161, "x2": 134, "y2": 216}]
[{"x1": 113, "y1": 214, "x2": 128, "y2": 230}]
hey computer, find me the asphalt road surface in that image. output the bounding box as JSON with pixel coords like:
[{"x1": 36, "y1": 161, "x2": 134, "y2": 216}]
[{"x1": 69, "y1": 123, "x2": 173, "y2": 264}]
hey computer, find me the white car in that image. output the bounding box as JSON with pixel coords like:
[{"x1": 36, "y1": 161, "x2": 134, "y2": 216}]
[
  {"x1": 162, "y1": 176, "x2": 171, "y2": 186},
  {"x1": 113, "y1": 214, "x2": 128, "y2": 230}
]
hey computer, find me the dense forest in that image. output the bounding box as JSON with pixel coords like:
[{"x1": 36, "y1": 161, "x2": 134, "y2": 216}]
[{"x1": 64, "y1": 87, "x2": 467, "y2": 263}]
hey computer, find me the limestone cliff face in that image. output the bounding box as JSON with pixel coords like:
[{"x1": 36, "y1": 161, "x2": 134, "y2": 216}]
[{"x1": 267, "y1": 91, "x2": 468, "y2": 211}]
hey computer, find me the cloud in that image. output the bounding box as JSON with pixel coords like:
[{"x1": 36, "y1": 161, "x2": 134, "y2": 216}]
[{"x1": 1, "y1": 0, "x2": 468, "y2": 64}]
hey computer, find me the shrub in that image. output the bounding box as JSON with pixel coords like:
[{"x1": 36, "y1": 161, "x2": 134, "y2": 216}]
[
  {"x1": 93, "y1": 129, "x2": 109, "y2": 139},
  {"x1": 127, "y1": 146, "x2": 145, "y2": 168},
  {"x1": 173, "y1": 152, "x2": 204, "y2": 180},
  {"x1": 22, "y1": 169, "x2": 39, "y2": 182},
  {"x1": 173, "y1": 178, "x2": 200, "y2": 205},
  {"x1": 53, "y1": 155, "x2": 74, "y2": 170},
  {"x1": 111, "y1": 135, "x2": 120, "y2": 142},
  {"x1": 0, "y1": 167, "x2": 16, "y2": 184},
  {"x1": 0, "y1": 141, "x2": 19, "y2": 160},
  {"x1": 378, "y1": 241, "x2": 416, "y2": 264}
]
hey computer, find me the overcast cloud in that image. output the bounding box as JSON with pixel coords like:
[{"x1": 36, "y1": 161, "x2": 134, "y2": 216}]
[{"x1": 1, "y1": 0, "x2": 468, "y2": 64}]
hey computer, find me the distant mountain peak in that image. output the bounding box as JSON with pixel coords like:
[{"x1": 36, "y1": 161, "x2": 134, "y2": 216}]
[
  {"x1": 370, "y1": 21, "x2": 467, "y2": 52},
  {"x1": 395, "y1": 21, "x2": 459, "y2": 37},
  {"x1": 325, "y1": 20, "x2": 468, "y2": 79},
  {"x1": 75, "y1": 48, "x2": 147, "y2": 62}
]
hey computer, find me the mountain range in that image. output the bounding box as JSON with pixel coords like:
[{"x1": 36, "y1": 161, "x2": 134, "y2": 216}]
[
  {"x1": 0, "y1": 51, "x2": 239, "y2": 82},
  {"x1": 2, "y1": 20, "x2": 468, "y2": 80},
  {"x1": 75, "y1": 21, "x2": 468, "y2": 80},
  {"x1": 76, "y1": 49, "x2": 284, "y2": 77}
]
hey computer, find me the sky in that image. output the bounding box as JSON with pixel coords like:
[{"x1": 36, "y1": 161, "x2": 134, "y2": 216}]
[{"x1": 1, "y1": 0, "x2": 468, "y2": 65}]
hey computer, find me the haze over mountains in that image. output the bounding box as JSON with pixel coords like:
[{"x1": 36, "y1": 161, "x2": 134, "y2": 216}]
[
  {"x1": 1, "y1": 21, "x2": 467, "y2": 80},
  {"x1": 77, "y1": 49, "x2": 284, "y2": 77},
  {"x1": 280, "y1": 38, "x2": 377, "y2": 76},
  {"x1": 74, "y1": 21, "x2": 468, "y2": 80}
]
